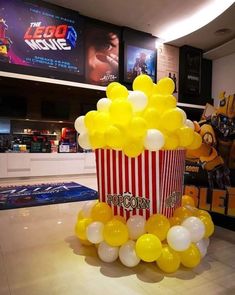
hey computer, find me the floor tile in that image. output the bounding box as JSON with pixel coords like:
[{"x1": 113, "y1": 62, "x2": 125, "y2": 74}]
[{"x1": 0, "y1": 247, "x2": 10, "y2": 295}]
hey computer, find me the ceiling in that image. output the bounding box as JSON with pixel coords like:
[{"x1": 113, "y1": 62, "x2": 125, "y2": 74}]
[{"x1": 46, "y1": 0, "x2": 235, "y2": 59}]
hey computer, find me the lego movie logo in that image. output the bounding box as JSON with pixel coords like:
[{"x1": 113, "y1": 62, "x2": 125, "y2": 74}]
[{"x1": 24, "y1": 22, "x2": 77, "y2": 50}]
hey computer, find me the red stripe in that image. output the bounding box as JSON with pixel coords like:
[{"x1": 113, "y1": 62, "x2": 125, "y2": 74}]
[
  {"x1": 152, "y1": 151, "x2": 157, "y2": 214},
  {"x1": 169, "y1": 151, "x2": 174, "y2": 217},
  {"x1": 106, "y1": 149, "x2": 111, "y2": 198},
  {"x1": 177, "y1": 150, "x2": 181, "y2": 210},
  {"x1": 171, "y1": 150, "x2": 177, "y2": 217},
  {"x1": 131, "y1": 157, "x2": 136, "y2": 215},
  {"x1": 95, "y1": 150, "x2": 100, "y2": 200},
  {"x1": 112, "y1": 150, "x2": 118, "y2": 215},
  {"x1": 179, "y1": 150, "x2": 186, "y2": 208},
  {"x1": 167, "y1": 151, "x2": 173, "y2": 217},
  {"x1": 175, "y1": 151, "x2": 181, "y2": 210},
  {"x1": 160, "y1": 150, "x2": 165, "y2": 215},
  {"x1": 159, "y1": 150, "x2": 163, "y2": 214},
  {"x1": 125, "y1": 155, "x2": 130, "y2": 220},
  {"x1": 118, "y1": 151, "x2": 124, "y2": 217},
  {"x1": 138, "y1": 154, "x2": 143, "y2": 216},
  {"x1": 165, "y1": 151, "x2": 169, "y2": 217},
  {"x1": 145, "y1": 151, "x2": 150, "y2": 220},
  {"x1": 162, "y1": 151, "x2": 167, "y2": 217},
  {"x1": 100, "y1": 149, "x2": 106, "y2": 202},
  {"x1": 169, "y1": 150, "x2": 175, "y2": 217},
  {"x1": 175, "y1": 150, "x2": 181, "y2": 210}
]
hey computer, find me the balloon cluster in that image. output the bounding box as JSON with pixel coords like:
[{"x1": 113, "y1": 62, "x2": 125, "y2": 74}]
[
  {"x1": 75, "y1": 195, "x2": 214, "y2": 273},
  {"x1": 74, "y1": 75, "x2": 202, "y2": 157}
]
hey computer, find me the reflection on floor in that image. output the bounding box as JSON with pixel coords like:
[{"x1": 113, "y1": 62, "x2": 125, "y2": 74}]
[{"x1": 0, "y1": 174, "x2": 234, "y2": 295}]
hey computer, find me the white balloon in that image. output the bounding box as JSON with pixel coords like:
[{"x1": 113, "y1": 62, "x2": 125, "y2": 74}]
[
  {"x1": 74, "y1": 116, "x2": 87, "y2": 133},
  {"x1": 86, "y1": 221, "x2": 104, "y2": 244},
  {"x1": 167, "y1": 225, "x2": 191, "y2": 251},
  {"x1": 128, "y1": 91, "x2": 148, "y2": 112},
  {"x1": 144, "y1": 129, "x2": 165, "y2": 151},
  {"x1": 119, "y1": 240, "x2": 140, "y2": 267},
  {"x1": 97, "y1": 98, "x2": 112, "y2": 112},
  {"x1": 82, "y1": 200, "x2": 97, "y2": 218},
  {"x1": 195, "y1": 238, "x2": 209, "y2": 258},
  {"x1": 98, "y1": 241, "x2": 119, "y2": 263},
  {"x1": 78, "y1": 132, "x2": 92, "y2": 149},
  {"x1": 176, "y1": 107, "x2": 187, "y2": 124},
  {"x1": 181, "y1": 217, "x2": 205, "y2": 243},
  {"x1": 185, "y1": 119, "x2": 195, "y2": 130},
  {"x1": 126, "y1": 215, "x2": 146, "y2": 240}
]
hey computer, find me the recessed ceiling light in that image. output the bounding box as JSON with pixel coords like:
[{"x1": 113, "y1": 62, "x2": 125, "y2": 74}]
[{"x1": 158, "y1": 1, "x2": 234, "y2": 43}]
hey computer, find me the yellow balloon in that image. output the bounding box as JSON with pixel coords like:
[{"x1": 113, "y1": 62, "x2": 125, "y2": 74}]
[
  {"x1": 177, "y1": 126, "x2": 194, "y2": 147},
  {"x1": 157, "y1": 77, "x2": 175, "y2": 95},
  {"x1": 180, "y1": 243, "x2": 201, "y2": 268},
  {"x1": 74, "y1": 218, "x2": 92, "y2": 240},
  {"x1": 173, "y1": 206, "x2": 193, "y2": 221},
  {"x1": 110, "y1": 85, "x2": 129, "y2": 100},
  {"x1": 129, "y1": 117, "x2": 147, "y2": 138},
  {"x1": 105, "y1": 125, "x2": 125, "y2": 150},
  {"x1": 89, "y1": 131, "x2": 106, "y2": 149},
  {"x1": 113, "y1": 215, "x2": 126, "y2": 224},
  {"x1": 198, "y1": 216, "x2": 214, "y2": 237},
  {"x1": 148, "y1": 94, "x2": 164, "y2": 110},
  {"x1": 106, "y1": 82, "x2": 121, "y2": 98},
  {"x1": 163, "y1": 134, "x2": 179, "y2": 150},
  {"x1": 196, "y1": 209, "x2": 212, "y2": 219},
  {"x1": 110, "y1": 99, "x2": 133, "y2": 126},
  {"x1": 91, "y1": 202, "x2": 113, "y2": 223},
  {"x1": 77, "y1": 210, "x2": 85, "y2": 221},
  {"x1": 161, "y1": 108, "x2": 184, "y2": 132},
  {"x1": 135, "y1": 234, "x2": 162, "y2": 262},
  {"x1": 103, "y1": 220, "x2": 129, "y2": 246},
  {"x1": 143, "y1": 107, "x2": 161, "y2": 129},
  {"x1": 168, "y1": 216, "x2": 181, "y2": 227},
  {"x1": 93, "y1": 112, "x2": 111, "y2": 132},
  {"x1": 151, "y1": 83, "x2": 160, "y2": 95},
  {"x1": 165, "y1": 94, "x2": 177, "y2": 108},
  {"x1": 187, "y1": 132, "x2": 202, "y2": 150},
  {"x1": 123, "y1": 139, "x2": 144, "y2": 158},
  {"x1": 186, "y1": 206, "x2": 199, "y2": 216},
  {"x1": 146, "y1": 214, "x2": 170, "y2": 241},
  {"x1": 149, "y1": 94, "x2": 176, "y2": 112},
  {"x1": 133, "y1": 74, "x2": 153, "y2": 96},
  {"x1": 157, "y1": 244, "x2": 181, "y2": 273},
  {"x1": 181, "y1": 195, "x2": 195, "y2": 207},
  {"x1": 84, "y1": 110, "x2": 98, "y2": 131}
]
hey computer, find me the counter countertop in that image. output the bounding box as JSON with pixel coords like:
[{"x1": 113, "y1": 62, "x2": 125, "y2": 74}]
[{"x1": 0, "y1": 152, "x2": 96, "y2": 178}]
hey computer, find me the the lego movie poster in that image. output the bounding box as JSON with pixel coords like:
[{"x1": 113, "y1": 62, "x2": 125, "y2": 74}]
[{"x1": 0, "y1": 0, "x2": 83, "y2": 74}]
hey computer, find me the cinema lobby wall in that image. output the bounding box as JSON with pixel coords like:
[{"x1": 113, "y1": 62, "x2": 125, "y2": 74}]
[{"x1": 0, "y1": 0, "x2": 232, "y2": 181}]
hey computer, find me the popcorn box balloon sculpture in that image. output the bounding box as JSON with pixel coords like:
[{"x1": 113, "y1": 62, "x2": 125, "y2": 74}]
[
  {"x1": 75, "y1": 75, "x2": 202, "y2": 220},
  {"x1": 95, "y1": 149, "x2": 186, "y2": 219}
]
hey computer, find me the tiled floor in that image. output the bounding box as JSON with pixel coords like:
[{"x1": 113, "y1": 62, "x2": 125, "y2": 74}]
[{"x1": 0, "y1": 174, "x2": 234, "y2": 295}]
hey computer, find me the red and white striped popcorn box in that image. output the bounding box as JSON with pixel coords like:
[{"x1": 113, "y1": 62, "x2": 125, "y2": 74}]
[{"x1": 95, "y1": 149, "x2": 186, "y2": 219}]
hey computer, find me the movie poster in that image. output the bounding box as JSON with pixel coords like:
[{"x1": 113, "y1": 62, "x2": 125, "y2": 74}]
[
  {"x1": 157, "y1": 44, "x2": 179, "y2": 97},
  {"x1": 124, "y1": 45, "x2": 156, "y2": 83},
  {"x1": 0, "y1": 0, "x2": 83, "y2": 75},
  {"x1": 84, "y1": 23, "x2": 120, "y2": 86}
]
